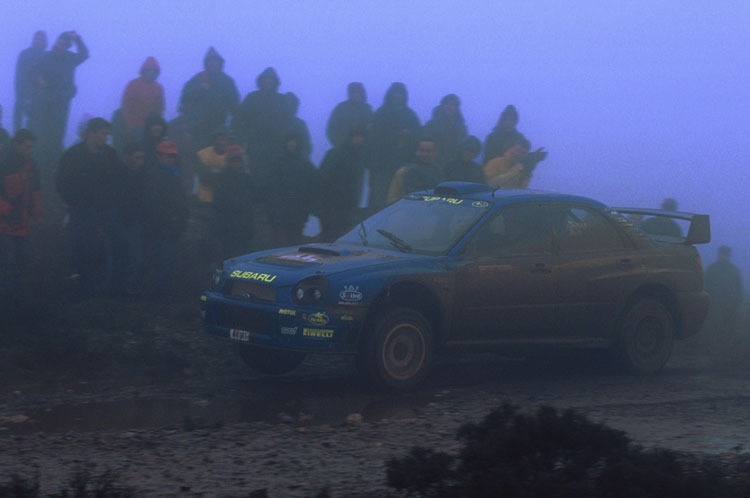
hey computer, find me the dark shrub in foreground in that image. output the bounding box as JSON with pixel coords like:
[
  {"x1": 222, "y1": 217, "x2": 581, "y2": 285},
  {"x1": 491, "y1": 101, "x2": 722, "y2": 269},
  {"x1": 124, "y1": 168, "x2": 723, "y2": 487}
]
[{"x1": 386, "y1": 403, "x2": 750, "y2": 498}]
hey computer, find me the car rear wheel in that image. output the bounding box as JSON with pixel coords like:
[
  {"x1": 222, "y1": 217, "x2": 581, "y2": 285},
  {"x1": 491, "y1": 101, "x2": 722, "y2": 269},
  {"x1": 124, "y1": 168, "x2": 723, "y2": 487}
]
[
  {"x1": 237, "y1": 345, "x2": 306, "y2": 375},
  {"x1": 360, "y1": 307, "x2": 434, "y2": 390},
  {"x1": 617, "y1": 299, "x2": 675, "y2": 374}
]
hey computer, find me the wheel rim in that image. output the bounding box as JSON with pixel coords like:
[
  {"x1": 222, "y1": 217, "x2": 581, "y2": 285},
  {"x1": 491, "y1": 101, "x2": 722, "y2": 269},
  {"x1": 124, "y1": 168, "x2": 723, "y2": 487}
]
[
  {"x1": 381, "y1": 323, "x2": 426, "y2": 382},
  {"x1": 633, "y1": 316, "x2": 664, "y2": 359}
]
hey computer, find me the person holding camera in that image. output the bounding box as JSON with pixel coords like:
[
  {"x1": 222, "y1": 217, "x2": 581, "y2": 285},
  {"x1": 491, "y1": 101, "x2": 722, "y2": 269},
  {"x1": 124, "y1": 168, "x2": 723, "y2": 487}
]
[{"x1": 27, "y1": 30, "x2": 89, "y2": 172}]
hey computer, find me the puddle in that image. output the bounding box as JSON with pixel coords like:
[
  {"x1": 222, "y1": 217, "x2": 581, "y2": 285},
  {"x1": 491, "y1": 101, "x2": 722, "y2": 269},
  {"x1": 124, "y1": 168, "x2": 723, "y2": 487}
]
[{"x1": 0, "y1": 391, "x2": 435, "y2": 435}]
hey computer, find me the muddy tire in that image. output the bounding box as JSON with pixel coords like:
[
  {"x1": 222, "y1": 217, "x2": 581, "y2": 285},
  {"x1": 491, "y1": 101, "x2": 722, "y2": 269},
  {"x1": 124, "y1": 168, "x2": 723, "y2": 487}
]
[
  {"x1": 237, "y1": 346, "x2": 306, "y2": 375},
  {"x1": 617, "y1": 299, "x2": 675, "y2": 374},
  {"x1": 360, "y1": 307, "x2": 434, "y2": 390}
]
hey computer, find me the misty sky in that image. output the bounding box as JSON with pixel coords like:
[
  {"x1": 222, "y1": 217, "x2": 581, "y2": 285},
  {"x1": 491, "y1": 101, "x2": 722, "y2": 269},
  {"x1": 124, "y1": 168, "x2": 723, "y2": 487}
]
[{"x1": 2, "y1": 0, "x2": 749, "y2": 287}]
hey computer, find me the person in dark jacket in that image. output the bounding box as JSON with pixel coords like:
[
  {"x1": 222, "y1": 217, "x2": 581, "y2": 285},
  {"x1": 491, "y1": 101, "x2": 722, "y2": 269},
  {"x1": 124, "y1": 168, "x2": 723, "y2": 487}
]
[
  {"x1": 0, "y1": 105, "x2": 10, "y2": 161},
  {"x1": 443, "y1": 136, "x2": 485, "y2": 184},
  {"x1": 178, "y1": 47, "x2": 239, "y2": 149},
  {"x1": 232, "y1": 67, "x2": 292, "y2": 173},
  {"x1": 0, "y1": 129, "x2": 43, "y2": 297},
  {"x1": 422, "y1": 94, "x2": 467, "y2": 164},
  {"x1": 146, "y1": 140, "x2": 189, "y2": 295},
  {"x1": 266, "y1": 132, "x2": 317, "y2": 248},
  {"x1": 212, "y1": 145, "x2": 255, "y2": 259},
  {"x1": 318, "y1": 125, "x2": 367, "y2": 241},
  {"x1": 56, "y1": 118, "x2": 123, "y2": 296},
  {"x1": 387, "y1": 137, "x2": 443, "y2": 204},
  {"x1": 111, "y1": 142, "x2": 150, "y2": 295},
  {"x1": 641, "y1": 198, "x2": 683, "y2": 238},
  {"x1": 28, "y1": 31, "x2": 89, "y2": 172},
  {"x1": 482, "y1": 105, "x2": 525, "y2": 164},
  {"x1": 13, "y1": 31, "x2": 47, "y2": 132},
  {"x1": 704, "y1": 245, "x2": 744, "y2": 340},
  {"x1": 141, "y1": 112, "x2": 168, "y2": 167},
  {"x1": 285, "y1": 92, "x2": 312, "y2": 158},
  {"x1": 367, "y1": 82, "x2": 421, "y2": 210},
  {"x1": 326, "y1": 82, "x2": 372, "y2": 148}
]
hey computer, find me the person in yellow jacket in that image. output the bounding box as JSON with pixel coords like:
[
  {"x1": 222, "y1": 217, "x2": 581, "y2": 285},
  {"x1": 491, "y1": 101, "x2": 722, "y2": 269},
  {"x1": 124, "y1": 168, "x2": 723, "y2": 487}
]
[
  {"x1": 483, "y1": 142, "x2": 529, "y2": 189},
  {"x1": 194, "y1": 127, "x2": 230, "y2": 270}
]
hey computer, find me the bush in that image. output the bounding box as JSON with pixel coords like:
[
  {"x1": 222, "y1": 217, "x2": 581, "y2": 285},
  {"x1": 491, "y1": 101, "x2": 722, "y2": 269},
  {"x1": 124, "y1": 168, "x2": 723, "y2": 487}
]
[{"x1": 386, "y1": 403, "x2": 750, "y2": 498}]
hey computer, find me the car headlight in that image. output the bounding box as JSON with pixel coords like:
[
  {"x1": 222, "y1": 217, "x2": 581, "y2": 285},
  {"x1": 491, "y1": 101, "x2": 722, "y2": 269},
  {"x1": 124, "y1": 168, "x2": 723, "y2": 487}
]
[
  {"x1": 293, "y1": 277, "x2": 329, "y2": 305},
  {"x1": 211, "y1": 267, "x2": 224, "y2": 289}
]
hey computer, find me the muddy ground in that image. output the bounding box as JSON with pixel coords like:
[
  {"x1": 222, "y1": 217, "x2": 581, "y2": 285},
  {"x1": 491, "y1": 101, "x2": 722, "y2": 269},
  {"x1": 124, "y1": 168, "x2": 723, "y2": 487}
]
[{"x1": 1, "y1": 289, "x2": 750, "y2": 497}]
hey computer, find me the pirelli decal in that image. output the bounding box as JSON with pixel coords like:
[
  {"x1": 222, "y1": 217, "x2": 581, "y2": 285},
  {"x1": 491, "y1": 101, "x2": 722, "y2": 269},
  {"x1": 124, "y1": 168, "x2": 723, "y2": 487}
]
[
  {"x1": 303, "y1": 328, "x2": 334, "y2": 339},
  {"x1": 229, "y1": 270, "x2": 277, "y2": 283}
]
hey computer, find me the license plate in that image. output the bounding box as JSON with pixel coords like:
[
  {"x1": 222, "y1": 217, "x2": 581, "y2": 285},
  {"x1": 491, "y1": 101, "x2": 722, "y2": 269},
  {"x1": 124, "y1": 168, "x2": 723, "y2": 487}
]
[{"x1": 229, "y1": 329, "x2": 251, "y2": 342}]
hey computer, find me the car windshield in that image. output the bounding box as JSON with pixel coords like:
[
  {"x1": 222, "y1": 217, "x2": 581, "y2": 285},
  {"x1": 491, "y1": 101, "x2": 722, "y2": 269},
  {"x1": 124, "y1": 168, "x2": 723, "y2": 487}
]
[{"x1": 337, "y1": 194, "x2": 492, "y2": 255}]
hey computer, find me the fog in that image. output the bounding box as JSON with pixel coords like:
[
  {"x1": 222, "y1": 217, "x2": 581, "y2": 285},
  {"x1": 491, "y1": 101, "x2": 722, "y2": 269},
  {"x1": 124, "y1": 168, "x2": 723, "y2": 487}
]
[{"x1": 2, "y1": 0, "x2": 749, "y2": 287}]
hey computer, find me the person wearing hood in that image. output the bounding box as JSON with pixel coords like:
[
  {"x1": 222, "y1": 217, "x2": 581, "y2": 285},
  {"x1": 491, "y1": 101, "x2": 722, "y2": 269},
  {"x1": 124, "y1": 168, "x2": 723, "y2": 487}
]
[
  {"x1": 443, "y1": 135, "x2": 485, "y2": 184},
  {"x1": 13, "y1": 31, "x2": 47, "y2": 132},
  {"x1": 28, "y1": 30, "x2": 89, "y2": 172},
  {"x1": 387, "y1": 137, "x2": 443, "y2": 204},
  {"x1": 0, "y1": 129, "x2": 43, "y2": 297},
  {"x1": 318, "y1": 125, "x2": 367, "y2": 240},
  {"x1": 212, "y1": 145, "x2": 255, "y2": 259},
  {"x1": 285, "y1": 92, "x2": 312, "y2": 158},
  {"x1": 422, "y1": 94, "x2": 467, "y2": 164},
  {"x1": 367, "y1": 82, "x2": 421, "y2": 209},
  {"x1": 146, "y1": 140, "x2": 189, "y2": 295},
  {"x1": 179, "y1": 47, "x2": 239, "y2": 149},
  {"x1": 325, "y1": 82, "x2": 373, "y2": 148},
  {"x1": 482, "y1": 105, "x2": 525, "y2": 164},
  {"x1": 231, "y1": 67, "x2": 293, "y2": 172},
  {"x1": 265, "y1": 132, "x2": 317, "y2": 248},
  {"x1": 121, "y1": 57, "x2": 165, "y2": 132}
]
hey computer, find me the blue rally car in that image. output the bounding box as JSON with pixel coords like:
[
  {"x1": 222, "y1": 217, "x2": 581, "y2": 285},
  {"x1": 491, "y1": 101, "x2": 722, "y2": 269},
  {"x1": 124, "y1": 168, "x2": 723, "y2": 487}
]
[{"x1": 201, "y1": 183, "x2": 711, "y2": 390}]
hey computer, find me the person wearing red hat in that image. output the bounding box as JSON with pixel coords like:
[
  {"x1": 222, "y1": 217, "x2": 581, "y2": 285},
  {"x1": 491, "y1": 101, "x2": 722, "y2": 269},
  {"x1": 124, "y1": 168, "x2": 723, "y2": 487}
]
[
  {"x1": 146, "y1": 140, "x2": 189, "y2": 295},
  {"x1": 212, "y1": 145, "x2": 255, "y2": 259},
  {"x1": 113, "y1": 57, "x2": 165, "y2": 152}
]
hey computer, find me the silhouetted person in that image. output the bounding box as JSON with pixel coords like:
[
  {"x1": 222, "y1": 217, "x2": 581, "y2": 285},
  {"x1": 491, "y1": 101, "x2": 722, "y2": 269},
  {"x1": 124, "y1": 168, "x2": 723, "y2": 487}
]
[
  {"x1": 318, "y1": 126, "x2": 367, "y2": 240},
  {"x1": 114, "y1": 57, "x2": 164, "y2": 152},
  {"x1": 146, "y1": 141, "x2": 189, "y2": 295},
  {"x1": 368, "y1": 82, "x2": 421, "y2": 209},
  {"x1": 0, "y1": 106, "x2": 10, "y2": 161},
  {"x1": 213, "y1": 145, "x2": 255, "y2": 259},
  {"x1": 641, "y1": 198, "x2": 683, "y2": 238},
  {"x1": 142, "y1": 112, "x2": 168, "y2": 166},
  {"x1": 387, "y1": 137, "x2": 443, "y2": 204},
  {"x1": 232, "y1": 67, "x2": 292, "y2": 172},
  {"x1": 28, "y1": 31, "x2": 89, "y2": 171},
  {"x1": 326, "y1": 82, "x2": 372, "y2": 148},
  {"x1": 179, "y1": 47, "x2": 239, "y2": 149},
  {"x1": 194, "y1": 127, "x2": 230, "y2": 270},
  {"x1": 285, "y1": 92, "x2": 312, "y2": 158},
  {"x1": 443, "y1": 136, "x2": 484, "y2": 184},
  {"x1": 13, "y1": 31, "x2": 47, "y2": 132},
  {"x1": 56, "y1": 118, "x2": 122, "y2": 296},
  {"x1": 705, "y1": 246, "x2": 743, "y2": 338},
  {"x1": 422, "y1": 94, "x2": 467, "y2": 164},
  {"x1": 0, "y1": 129, "x2": 43, "y2": 298},
  {"x1": 483, "y1": 105, "x2": 525, "y2": 164},
  {"x1": 266, "y1": 132, "x2": 317, "y2": 247},
  {"x1": 111, "y1": 142, "x2": 150, "y2": 295}
]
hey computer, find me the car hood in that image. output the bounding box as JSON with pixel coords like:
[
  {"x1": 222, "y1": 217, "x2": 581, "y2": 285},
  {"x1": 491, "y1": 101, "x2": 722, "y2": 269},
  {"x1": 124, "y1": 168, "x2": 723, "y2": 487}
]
[{"x1": 222, "y1": 243, "x2": 426, "y2": 286}]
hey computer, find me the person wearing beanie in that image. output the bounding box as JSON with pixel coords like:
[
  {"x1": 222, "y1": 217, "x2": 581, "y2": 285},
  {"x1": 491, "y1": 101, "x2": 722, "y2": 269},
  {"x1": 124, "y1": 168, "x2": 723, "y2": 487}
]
[
  {"x1": 178, "y1": 47, "x2": 239, "y2": 149},
  {"x1": 422, "y1": 93, "x2": 467, "y2": 164},
  {"x1": 231, "y1": 67, "x2": 293, "y2": 172},
  {"x1": 367, "y1": 82, "x2": 421, "y2": 209},
  {"x1": 56, "y1": 117, "x2": 123, "y2": 296},
  {"x1": 443, "y1": 135, "x2": 485, "y2": 184},
  {"x1": 325, "y1": 82, "x2": 373, "y2": 148},
  {"x1": 146, "y1": 140, "x2": 189, "y2": 295},
  {"x1": 212, "y1": 144, "x2": 256, "y2": 259}
]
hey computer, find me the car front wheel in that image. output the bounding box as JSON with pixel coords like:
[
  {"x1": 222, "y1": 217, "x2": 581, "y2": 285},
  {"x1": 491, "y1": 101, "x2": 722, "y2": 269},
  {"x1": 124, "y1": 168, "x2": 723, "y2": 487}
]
[
  {"x1": 237, "y1": 345, "x2": 306, "y2": 375},
  {"x1": 360, "y1": 307, "x2": 434, "y2": 390},
  {"x1": 617, "y1": 299, "x2": 675, "y2": 374}
]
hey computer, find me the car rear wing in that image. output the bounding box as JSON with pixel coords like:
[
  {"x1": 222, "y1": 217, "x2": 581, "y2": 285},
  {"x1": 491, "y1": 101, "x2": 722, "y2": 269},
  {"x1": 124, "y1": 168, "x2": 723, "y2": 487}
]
[{"x1": 609, "y1": 207, "x2": 711, "y2": 245}]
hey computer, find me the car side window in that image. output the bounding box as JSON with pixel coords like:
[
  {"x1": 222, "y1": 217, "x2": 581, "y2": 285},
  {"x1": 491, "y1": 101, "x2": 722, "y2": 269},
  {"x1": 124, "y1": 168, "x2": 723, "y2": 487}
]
[
  {"x1": 465, "y1": 204, "x2": 552, "y2": 258},
  {"x1": 551, "y1": 205, "x2": 626, "y2": 252}
]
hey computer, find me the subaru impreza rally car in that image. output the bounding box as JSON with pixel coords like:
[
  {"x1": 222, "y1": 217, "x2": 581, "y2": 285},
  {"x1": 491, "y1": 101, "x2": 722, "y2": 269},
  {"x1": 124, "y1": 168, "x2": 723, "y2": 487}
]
[{"x1": 201, "y1": 182, "x2": 710, "y2": 390}]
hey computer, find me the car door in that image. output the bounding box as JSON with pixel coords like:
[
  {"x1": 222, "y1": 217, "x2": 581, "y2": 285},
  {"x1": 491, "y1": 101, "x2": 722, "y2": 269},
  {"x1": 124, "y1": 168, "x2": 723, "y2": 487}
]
[
  {"x1": 454, "y1": 203, "x2": 557, "y2": 341},
  {"x1": 548, "y1": 203, "x2": 639, "y2": 338}
]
